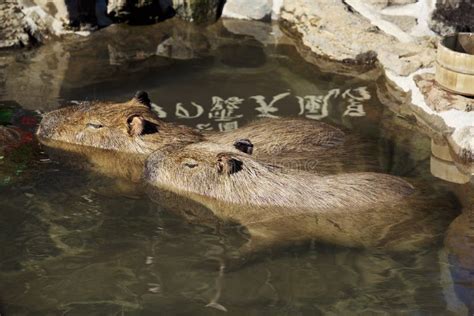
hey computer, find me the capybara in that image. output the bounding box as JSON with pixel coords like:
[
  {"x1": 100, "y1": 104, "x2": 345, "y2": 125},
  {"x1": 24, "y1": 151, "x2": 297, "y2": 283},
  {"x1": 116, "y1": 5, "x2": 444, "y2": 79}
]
[
  {"x1": 144, "y1": 141, "x2": 458, "y2": 253},
  {"x1": 36, "y1": 91, "x2": 380, "y2": 176}
]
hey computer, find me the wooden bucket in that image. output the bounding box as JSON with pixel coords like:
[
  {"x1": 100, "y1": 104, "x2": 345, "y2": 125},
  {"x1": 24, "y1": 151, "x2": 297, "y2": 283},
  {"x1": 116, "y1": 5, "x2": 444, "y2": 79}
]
[{"x1": 436, "y1": 33, "x2": 474, "y2": 96}]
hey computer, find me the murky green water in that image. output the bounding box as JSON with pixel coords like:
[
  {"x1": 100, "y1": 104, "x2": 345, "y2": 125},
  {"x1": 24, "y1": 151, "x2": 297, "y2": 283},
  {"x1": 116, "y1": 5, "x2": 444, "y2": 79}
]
[{"x1": 0, "y1": 19, "x2": 473, "y2": 315}]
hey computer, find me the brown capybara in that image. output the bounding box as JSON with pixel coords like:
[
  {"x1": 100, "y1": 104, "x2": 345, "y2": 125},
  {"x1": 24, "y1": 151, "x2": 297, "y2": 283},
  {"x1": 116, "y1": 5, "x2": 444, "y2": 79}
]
[
  {"x1": 144, "y1": 141, "x2": 458, "y2": 253},
  {"x1": 36, "y1": 92, "x2": 204, "y2": 155},
  {"x1": 36, "y1": 91, "x2": 380, "y2": 176}
]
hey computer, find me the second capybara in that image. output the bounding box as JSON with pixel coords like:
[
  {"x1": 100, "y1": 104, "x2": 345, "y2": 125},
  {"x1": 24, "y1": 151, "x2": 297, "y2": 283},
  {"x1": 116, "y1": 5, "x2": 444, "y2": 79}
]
[
  {"x1": 144, "y1": 141, "x2": 458, "y2": 252},
  {"x1": 36, "y1": 91, "x2": 380, "y2": 176}
]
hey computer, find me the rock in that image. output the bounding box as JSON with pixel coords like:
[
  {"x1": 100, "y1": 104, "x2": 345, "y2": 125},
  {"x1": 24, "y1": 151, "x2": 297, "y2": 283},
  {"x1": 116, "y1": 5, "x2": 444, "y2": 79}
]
[
  {"x1": 0, "y1": 0, "x2": 111, "y2": 48},
  {"x1": 279, "y1": 0, "x2": 436, "y2": 76},
  {"x1": 414, "y1": 73, "x2": 474, "y2": 112},
  {"x1": 18, "y1": 0, "x2": 107, "y2": 32},
  {"x1": 361, "y1": 0, "x2": 416, "y2": 9},
  {"x1": 107, "y1": 0, "x2": 175, "y2": 24},
  {"x1": 364, "y1": 0, "x2": 390, "y2": 9},
  {"x1": 221, "y1": 19, "x2": 288, "y2": 45},
  {"x1": 413, "y1": 73, "x2": 474, "y2": 169},
  {"x1": 0, "y1": 0, "x2": 224, "y2": 49},
  {"x1": 389, "y1": 0, "x2": 417, "y2": 5},
  {"x1": 156, "y1": 37, "x2": 199, "y2": 59},
  {"x1": 172, "y1": 0, "x2": 225, "y2": 24},
  {"x1": 222, "y1": 0, "x2": 272, "y2": 21},
  {"x1": 448, "y1": 127, "x2": 474, "y2": 165},
  {"x1": 106, "y1": 0, "x2": 225, "y2": 24},
  {"x1": 382, "y1": 14, "x2": 417, "y2": 33},
  {"x1": 279, "y1": 0, "x2": 472, "y2": 178},
  {"x1": 431, "y1": 0, "x2": 474, "y2": 35},
  {"x1": 0, "y1": 1, "x2": 38, "y2": 48}
]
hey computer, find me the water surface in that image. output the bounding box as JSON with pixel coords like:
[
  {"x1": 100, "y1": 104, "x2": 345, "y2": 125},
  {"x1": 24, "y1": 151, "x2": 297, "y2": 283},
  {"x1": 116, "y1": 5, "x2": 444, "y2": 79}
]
[{"x1": 0, "y1": 18, "x2": 472, "y2": 315}]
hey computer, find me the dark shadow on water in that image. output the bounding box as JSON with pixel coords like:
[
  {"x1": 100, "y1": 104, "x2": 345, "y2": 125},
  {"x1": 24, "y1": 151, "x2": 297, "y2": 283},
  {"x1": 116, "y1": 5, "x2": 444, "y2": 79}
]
[
  {"x1": 65, "y1": 0, "x2": 98, "y2": 27},
  {"x1": 0, "y1": 296, "x2": 5, "y2": 316}
]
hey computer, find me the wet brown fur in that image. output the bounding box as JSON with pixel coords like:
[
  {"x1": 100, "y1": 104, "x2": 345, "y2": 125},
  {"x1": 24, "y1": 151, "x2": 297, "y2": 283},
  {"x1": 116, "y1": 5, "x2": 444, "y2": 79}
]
[
  {"x1": 37, "y1": 98, "x2": 203, "y2": 156},
  {"x1": 145, "y1": 142, "x2": 458, "y2": 252},
  {"x1": 37, "y1": 94, "x2": 380, "y2": 175}
]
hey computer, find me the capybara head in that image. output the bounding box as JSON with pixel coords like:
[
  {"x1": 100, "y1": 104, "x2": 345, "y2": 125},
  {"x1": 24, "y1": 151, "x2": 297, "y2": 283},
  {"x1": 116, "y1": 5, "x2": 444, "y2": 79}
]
[
  {"x1": 37, "y1": 91, "x2": 203, "y2": 155},
  {"x1": 145, "y1": 141, "x2": 283, "y2": 202}
]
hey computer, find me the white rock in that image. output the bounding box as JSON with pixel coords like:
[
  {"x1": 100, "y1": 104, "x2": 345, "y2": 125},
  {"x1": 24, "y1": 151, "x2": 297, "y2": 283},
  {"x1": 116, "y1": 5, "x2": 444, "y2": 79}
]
[{"x1": 222, "y1": 0, "x2": 272, "y2": 20}]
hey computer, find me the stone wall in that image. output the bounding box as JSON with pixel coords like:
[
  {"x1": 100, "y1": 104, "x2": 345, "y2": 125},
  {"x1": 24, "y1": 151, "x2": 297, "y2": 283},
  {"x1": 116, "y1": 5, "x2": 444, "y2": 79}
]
[
  {"x1": 278, "y1": 0, "x2": 473, "y2": 181},
  {"x1": 0, "y1": 0, "x2": 226, "y2": 48},
  {"x1": 3, "y1": 0, "x2": 472, "y2": 49},
  {"x1": 431, "y1": 0, "x2": 474, "y2": 35}
]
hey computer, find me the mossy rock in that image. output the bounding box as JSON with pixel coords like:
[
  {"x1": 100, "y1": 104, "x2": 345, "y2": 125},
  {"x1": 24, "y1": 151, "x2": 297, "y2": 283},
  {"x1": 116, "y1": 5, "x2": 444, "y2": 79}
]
[{"x1": 173, "y1": 0, "x2": 225, "y2": 24}]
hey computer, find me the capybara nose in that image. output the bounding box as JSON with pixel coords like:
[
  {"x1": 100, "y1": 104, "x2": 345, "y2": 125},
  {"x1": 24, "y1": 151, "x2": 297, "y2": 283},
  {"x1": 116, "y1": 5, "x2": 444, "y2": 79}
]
[
  {"x1": 36, "y1": 112, "x2": 54, "y2": 138},
  {"x1": 36, "y1": 110, "x2": 64, "y2": 139}
]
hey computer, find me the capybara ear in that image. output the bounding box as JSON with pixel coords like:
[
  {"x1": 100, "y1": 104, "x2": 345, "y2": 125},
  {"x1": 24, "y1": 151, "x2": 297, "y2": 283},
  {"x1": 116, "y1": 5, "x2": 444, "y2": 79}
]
[
  {"x1": 216, "y1": 153, "x2": 243, "y2": 175},
  {"x1": 134, "y1": 91, "x2": 151, "y2": 108},
  {"x1": 128, "y1": 115, "x2": 145, "y2": 136},
  {"x1": 233, "y1": 138, "x2": 253, "y2": 155}
]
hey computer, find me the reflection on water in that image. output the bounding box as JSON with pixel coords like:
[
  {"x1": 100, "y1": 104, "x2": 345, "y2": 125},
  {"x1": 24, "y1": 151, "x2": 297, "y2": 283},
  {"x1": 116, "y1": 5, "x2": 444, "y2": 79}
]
[{"x1": 0, "y1": 18, "x2": 473, "y2": 314}]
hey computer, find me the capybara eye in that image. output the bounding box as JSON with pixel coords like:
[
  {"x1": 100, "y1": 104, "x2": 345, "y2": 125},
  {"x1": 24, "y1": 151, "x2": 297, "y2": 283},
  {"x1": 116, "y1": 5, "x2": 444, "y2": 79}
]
[
  {"x1": 86, "y1": 123, "x2": 103, "y2": 129},
  {"x1": 233, "y1": 138, "x2": 254, "y2": 155},
  {"x1": 184, "y1": 162, "x2": 198, "y2": 169}
]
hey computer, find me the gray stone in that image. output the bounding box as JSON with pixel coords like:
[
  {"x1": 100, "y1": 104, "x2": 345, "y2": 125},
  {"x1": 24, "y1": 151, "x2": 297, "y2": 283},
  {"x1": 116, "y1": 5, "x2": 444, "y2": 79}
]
[
  {"x1": 279, "y1": 0, "x2": 436, "y2": 76},
  {"x1": 107, "y1": 0, "x2": 175, "y2": 23},
  {"x1": 173, "y1": 0, "x2": 225, "y2": 24},
  {"x1": 0, "y1": 1, "x2": 37, "y2": 48},
  {"x1": 105, "y1": 0, "x2": 224, "y2": 24},
  {"x1": 222, "y1": 0, "x2": 272, "y2": 21},
  {"x1": 364, "y1": 0, "x2": 390, "y2": 9},
  {"x1": 389, "y1": 0, "x2": 417, "y2": 5},
  {"x1": 363, "y1": 0, "x2": 416, "y2": 9},
  {"x1": 430, "y1": 0, "x2": 474, "y2": 35},
  {"x1": 382, "y1": 14, "x2": 417, "y2": 33}
]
